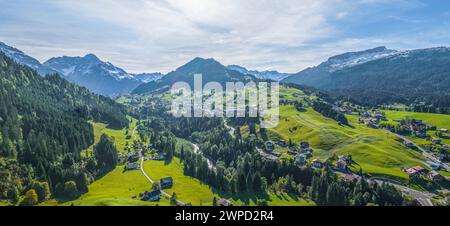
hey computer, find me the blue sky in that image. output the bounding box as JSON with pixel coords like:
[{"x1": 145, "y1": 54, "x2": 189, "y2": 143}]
[{"x1": 1, "y1": 0, "x2": 450, "y2": 73}]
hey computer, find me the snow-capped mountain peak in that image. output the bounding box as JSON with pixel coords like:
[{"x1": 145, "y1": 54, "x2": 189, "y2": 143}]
[
  {"x1": 227, "y1": 65, "x2": 290, "y2": 81},
  {"x1": 323, "y1": 46, "x2": 398, "y2": 72}
]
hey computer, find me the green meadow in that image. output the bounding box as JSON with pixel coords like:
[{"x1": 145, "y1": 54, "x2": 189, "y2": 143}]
[
  {"x1": 142, "y1": 157, "x2": 313, "y2": 206},
  {"x1": 267, "y1": 105, "x2": 426, "y2": 181},
  {"x1": 62, "y1": 167, "x2": 168, "y2": 206}
]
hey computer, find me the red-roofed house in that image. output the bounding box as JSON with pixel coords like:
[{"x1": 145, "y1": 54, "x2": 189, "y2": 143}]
[{"x1": 406, "y1": 166, "x2": 428, "y2": 178}]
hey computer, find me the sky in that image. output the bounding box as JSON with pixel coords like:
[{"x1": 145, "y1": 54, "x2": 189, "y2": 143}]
[{"x1": 1, "y1": 0, "x2": 450, "y2": 73}]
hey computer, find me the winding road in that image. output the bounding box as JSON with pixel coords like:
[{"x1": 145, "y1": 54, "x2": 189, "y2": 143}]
[
  {"x1": 133, "y1": 125, "x2": 185, "y2": 205},
  {"x1": 139, "y1": 152, "x2": 185, "y2": 205},
  {"x1": 395, "y1": 132, "x2": 450, "y2": 172}
]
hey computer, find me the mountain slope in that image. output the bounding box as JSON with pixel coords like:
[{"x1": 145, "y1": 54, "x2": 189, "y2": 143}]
[
  {"x1": 282, "y1": 46, "x2": 397, "y2": 85},
  {"x1": 0, "y1": 52, "x2": 129, "y2": 200},
  {"x1": 282, "y1": 47, "x2": 450, "y2": 106},
  {"x1": 44, "y1": 54, "x2": 143, "y2": 96},
  {"x1": 0, "y1": 41, "x2": 56, "y2": 75},
  {"x1": 227, "y1": 65, "x2": 290, "y2": 81},
  {"x1": 132, "y1": 57, "x2": 256, "y2": 95}
]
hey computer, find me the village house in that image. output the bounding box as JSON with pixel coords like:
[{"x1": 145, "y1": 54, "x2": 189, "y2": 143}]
[
  {"x1": 126, "y1": 162, "x2": 139, "y2": 171},
  {"x1": 426, "y1": 161, "x2": 441, "y2": 171},
  {"x1": 406, "y1": 166, "x2": 428, "y2": 178},
  {"x1": 127, "y1": 153, "x2": 140, "y2": 162},
  {"x1": 295, "y1": 154, "x2": 307, "y2": 166},
  {"x1": 141, "y1": 190, "x2": 162, "y2": 202},
  {"x1": 312, "y1": 159, "x2": 324, "y2": 169},
  {"x1": 278, "y1": 140, "x2": 287, "y2": 147},
  {"x1": 216, "y1": 198, "x2": 233, "y2": 206},
  {"x1": 340, "y1": 173, "x2": 356, "y2": 182},
  {"x1": 300, "y1": 142, "x2": 310, "y2": 149},
  {"x1": 270, "y1": 152, "x2": 282, "y2": 158},
  {"x1": 151, "y1": 153, "x2": 167, "y2": 161},
  {"x1": 160, "y1": 177, "x2": 174, "y2": 189},
  {"x1": 264, "y1": 141, "x2": 275, "y2": 152},
  {"x1": 335, "y1": 156, "x2": 350, "y2": 171},
  {"x1": 432, "y1": 138, "x2": 442, "y2": 144},
  {"x1": 428, "y1": 171, "x2": 444, "y2": 182}
]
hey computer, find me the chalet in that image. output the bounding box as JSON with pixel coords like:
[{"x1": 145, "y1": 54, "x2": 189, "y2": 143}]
[
  {"x1": 216, "y1": 198, "x2": 233, "y2": 206},
  {"x1": 404, "y1": 141, "x2": 416, "y2": 149},
  {"x1": 126, "y1": 162, "x2": 139, "y2": 170},
  {"x1": 426, "y1": 161, "x2": 441, "y2": 171},
  {"x1": 295, "y1": 154, "x2": 307, "y2": 166},
  {"x1": 432, "y1": 138, "x2": 442, "y2": 144},
  {"x1": 160, "y1": 177, "x2": 173, "y2": 189},
  {"x1": 152, "y1": 153, "x2": 167, "y2": 161},
  {"x1": 141, "y1": 190, "x2": 161, "y2": 202},
  {"x1": 415, "y1": 131, "x2": 427, "y2": 138},
  {"x1": 426, "y1": 124, "x2": 437, "y2": 130},
  {"x1": 264, "y1": 141, "x2": 275, "y2": 152},
  {"x1": 300, "y1": 142, "x2": 310, "y2": 149},
  {"x1": 128, "y1": 153, "x2": 140, "y2": 162},
  {"x1": 428, "y1": 171, "x2": 444, "y2": 182},
  {"x1": 270, "y1": 152, "x2": 282, "y2": 158},
  {"x1": 440, "y1": 128, "x2": 449, "y2": 133},
  {"x1": 340, "y1": 174, "x2": 356, "y2": 182},
  {"x1": 278, "y1": 140, "x2": 287, "y2": 147},
  {"x1": 312, "y1": 159, "x2": 323, "y2": 169},
  {"x1": 406, "y1": 166, "x2": 428, "y2": 178},
  {"x1": 410, "y1": 120, "x2": 426, "y2": 132},
  {"x1": 336, "y1": 159, "x2": 349, "y2": 171}
]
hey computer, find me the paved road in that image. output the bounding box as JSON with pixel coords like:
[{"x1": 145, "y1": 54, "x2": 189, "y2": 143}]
[
  {"x1": 395, "y1": 133, "x2": 450, "y2": 172},
  {"x1": 369, "y1": 177, "x2": 435, "y2": 206},
  {"x1": 334, "y1": 170, "x2": 436, "y2": 206}
]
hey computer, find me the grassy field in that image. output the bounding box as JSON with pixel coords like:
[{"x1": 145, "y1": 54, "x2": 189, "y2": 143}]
[
  {"x1": 82, "y1": 116, "x2": 139, "y2": 157},
  {"x1": 267, "y1": 105, "x2": 426, "y2": 181},
  {"x1": 143, "y1": 157, "x2": 313, "y2": 206},
  {"x1": 143, "y1": 158, "x2": 217, "y2": 206},
  {"x1": 62, "y1": 166, "x2": 169, "y2": 206}
]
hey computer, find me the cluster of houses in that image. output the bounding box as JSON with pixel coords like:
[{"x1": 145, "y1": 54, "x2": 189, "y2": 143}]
[
  {"x1": 216, "y1": 198, "x2": 233, "y2": 206},
  {"x1": 405, "y1": 166, "x2": 445, "y2": 182},
  {"x1": 139, "y1": 177, "x2": 174, "y2": 202},
  {"x1": 399, "y1": 119, "x2": 436, "y2": 138},
  {"x1": 263, "y1": 141, "x2": 282, "y2": 159},
  {"x1": 295, "y1": 142, "x2": 313, "y2": 166},
  {"x1": 123, "y1": 152, "x2": 140, "y2": 170},
  {"x1": 334, "y1": 106, "x2": 352, "y2": 115},
  {"x1": 359, "y1": 110, "x2": 386, "y2": 128},
  {"x1": 436, "y1": 128, "x2": 450, "y2": 141},
  {"x1": 335, "y1": 155, "x2": 351, "y2": 171}
]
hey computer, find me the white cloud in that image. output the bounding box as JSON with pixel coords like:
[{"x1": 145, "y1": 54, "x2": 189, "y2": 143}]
[{"x1": 34, "y1": 0, "x2": 345, "y2": 73}]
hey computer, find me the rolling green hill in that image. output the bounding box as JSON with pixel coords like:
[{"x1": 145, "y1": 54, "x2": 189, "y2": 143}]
[{"x1": 265, "y1": 105, "x2": 426, "y2": 181}]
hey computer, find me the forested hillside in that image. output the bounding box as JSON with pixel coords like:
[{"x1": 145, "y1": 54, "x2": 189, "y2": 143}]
[
  {"x1": 0, "y1": 53, "x2": 128, "y2": 205},
  {"x1": 282, "y1": 47, "x2": 450, "y2": 113}
]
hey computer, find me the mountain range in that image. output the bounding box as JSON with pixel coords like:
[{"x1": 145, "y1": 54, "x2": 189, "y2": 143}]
[
  {"x1": 132, "y1": 57, "x2": 256, "y2": 95},
  {"x1": 227, "y1": 65, "x2": 290, "y2": 81},
  {"x1": 2, "y1": 41, "x2": 450, "y2": 106},
  {"x1": 0, "y1": 42, "x2": 161, "y2": 96}
]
